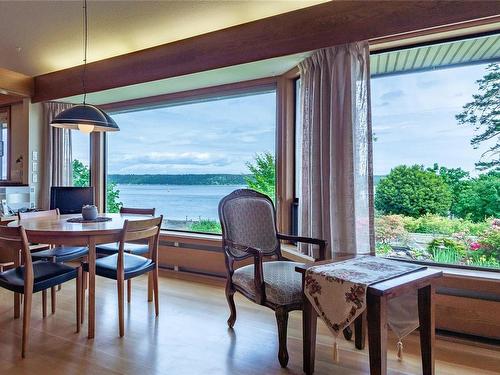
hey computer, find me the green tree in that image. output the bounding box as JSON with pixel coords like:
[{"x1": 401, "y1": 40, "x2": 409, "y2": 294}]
[
  {"x1": 427, "y1": 163, "x2": 470, "y2": 217},
  {"x1": 244, "y1": 152, "x2": 275, "y2": 202},
  {"x1": 106, "y1": 182, "x2": 122, "y2": 213},
  {"x1": 454, "y1": 171, "x2": 500, "y2": 222},
  {"x1": 375, "y1": 165, "x2": 452, "y2": 217},
  {"x1": 72, "y1": 159, "x2": 90, "y2": 187},
  {"x1": 72, "y1": 159, "x2": 122, "y2": 213},
  {"x1": 456, "y1": 63, "x2": 499, "y2": 171}
]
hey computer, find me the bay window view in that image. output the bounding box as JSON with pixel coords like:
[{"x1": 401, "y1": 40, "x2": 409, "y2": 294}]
[
  {"x1": 372, "y1": 37, "x2": 499, "y2": 269},
  {"x1": 106, "y1": 90, "x2": 276, "y2": 233}
]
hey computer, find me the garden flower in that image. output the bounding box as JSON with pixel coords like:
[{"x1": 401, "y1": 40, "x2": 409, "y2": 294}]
[
  {"x1": 492, "y1": 218, "x2": 500, "y2": 230},
  {"x1": 469, "y1": 242, "x2": 481, "y2": 251}
]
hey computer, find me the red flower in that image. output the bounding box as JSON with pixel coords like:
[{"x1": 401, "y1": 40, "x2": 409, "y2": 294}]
[{"x1": 470, "y1": 242, "x2": 481, "y2": 251}]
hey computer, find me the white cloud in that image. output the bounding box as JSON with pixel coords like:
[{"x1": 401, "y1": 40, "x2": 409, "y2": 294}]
[{"x1": 122, "y1": 151, "x2": 231, "y2": 166}]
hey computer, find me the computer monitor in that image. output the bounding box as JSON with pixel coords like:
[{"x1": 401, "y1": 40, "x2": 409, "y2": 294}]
[{"x1": 50, "y1": 187, "x2": 95, "y2": 214}]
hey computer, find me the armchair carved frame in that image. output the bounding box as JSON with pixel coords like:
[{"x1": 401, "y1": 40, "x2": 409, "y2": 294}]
[{"x1": 219, "y1": 189, "x2": 348, "y2": 367}]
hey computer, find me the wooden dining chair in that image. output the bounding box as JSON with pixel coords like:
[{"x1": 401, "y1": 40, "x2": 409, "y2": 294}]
[
  {"x1": 0, "y1": 225, "x2": 82, "y2": 358},
  {"x1": 96, "y1": 207, "x2": 156, "y2": 303},
  {"x1": 218, "y1": 189, "x2": 329, "y2": 367},
  {"x1": 83, "y1": 215, "x2": 162, "y2": 337},
  {"x1": 19, "y1": 209, "x2": 88, "y2": 316}
]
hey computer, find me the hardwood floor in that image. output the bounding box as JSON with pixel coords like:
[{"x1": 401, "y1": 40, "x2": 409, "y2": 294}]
[{"x1": 0, "y1": 271, "x2": 498, "y2": 374}]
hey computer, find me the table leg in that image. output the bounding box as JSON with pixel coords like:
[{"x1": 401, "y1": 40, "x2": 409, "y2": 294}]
[
  {"x1": 88, "y1": 237, "x2": 96, "y2": 339},
  {"x1": 14, "y1": 293, "x2": 20, "y2": 319},
  {"x1": 367, "y1": 293, "x2": 387, "y2": 375},
  {"x1": 418, "y1": 285, "x2": 435, "y2": 375},
  {"x1": 355, "y1": 310, "x2": 366, "y2": 350},
  {"x1": 302, "y1": 277, "x2": 317, "y2": 374}
]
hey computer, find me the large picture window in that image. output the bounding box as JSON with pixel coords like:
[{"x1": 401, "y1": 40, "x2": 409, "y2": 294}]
[
  {"x1": 106, "y1": 89, "x2": 277, "y2": 233},
  {"x1": 371, "y1": 35, "x2": 499, "y2": 270}
]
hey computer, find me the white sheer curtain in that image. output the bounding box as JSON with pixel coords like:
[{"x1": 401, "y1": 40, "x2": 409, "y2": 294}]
[
  {"x1": 298, "y1": 42, "x2": 374, "y2": 259},
  {"x1": 40, "y1": 102, "x2": 73, "y2": 209}
]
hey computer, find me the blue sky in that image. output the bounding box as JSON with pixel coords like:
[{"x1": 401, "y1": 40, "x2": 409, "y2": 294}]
[
  {"x1": 72, "y1": 63, "x2": 492, "y2": 176},
  {"x1": 106, "y1": 91, "x2": 276, "y2": 174},
  {"x1": 371, "y1": 62, "x2": 492, "y2": 176}
]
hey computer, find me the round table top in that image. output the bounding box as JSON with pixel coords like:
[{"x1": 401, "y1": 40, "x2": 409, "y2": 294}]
[{"x1": 8, "y1": 213, "x2": 146, "y2": 237}]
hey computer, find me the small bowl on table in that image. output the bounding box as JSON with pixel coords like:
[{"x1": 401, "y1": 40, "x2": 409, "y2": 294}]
[{"x1": 82, "y1": 205, "x2": 98, "y2": 221}]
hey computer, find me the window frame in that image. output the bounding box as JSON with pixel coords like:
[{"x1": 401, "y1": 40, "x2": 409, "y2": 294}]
[
  {"x1": 0, "y1": 106, "x2": 11, "y2": 181},
  {"x1": 100, "y1": 78, "x2": 281, "y2": 234},
  {"x1": 369, "y1": 36, "x2": 500, "y2": 271}
]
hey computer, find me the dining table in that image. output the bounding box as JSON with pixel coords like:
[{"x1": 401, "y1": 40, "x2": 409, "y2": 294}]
[{"x1": 8, "y1": 212, "x2": 149, "y2": 339}]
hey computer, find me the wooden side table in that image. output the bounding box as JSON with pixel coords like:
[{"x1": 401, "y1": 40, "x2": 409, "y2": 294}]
[{"x1": 296, "y1": 261, "x2": 442, "y2": 375}]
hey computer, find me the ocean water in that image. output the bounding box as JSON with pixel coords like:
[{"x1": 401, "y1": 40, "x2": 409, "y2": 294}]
[{"x1": 115, "y1": 184, "x2": 245, "y2": 223}]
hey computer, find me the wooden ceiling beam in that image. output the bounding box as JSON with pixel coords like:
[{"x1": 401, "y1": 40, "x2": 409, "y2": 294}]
[
  {"x1": 0, "y1": 68, "x2": 34, "y2": 97},
  {"x1": 0, "y1": 94, "x2": 24, "y2": 107},
  {"x1": 33, "y1": 1, "x2": 500, "y2": 103}
]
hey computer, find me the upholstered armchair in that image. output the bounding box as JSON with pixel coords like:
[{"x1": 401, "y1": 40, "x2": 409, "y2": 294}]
[{"x1": 218, "y1": 189, "x2": 326, "y2": 367}]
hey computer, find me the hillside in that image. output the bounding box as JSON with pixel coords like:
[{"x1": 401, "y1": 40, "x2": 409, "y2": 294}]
[{"x1": 107, "y1": 174, "x2": 249, "y2": 185}]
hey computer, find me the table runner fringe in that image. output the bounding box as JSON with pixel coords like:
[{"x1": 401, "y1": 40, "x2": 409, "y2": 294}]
[
  {"x1": 397, "y1": 340, "x2": 403, "y2": 361},
  {"x1": 333, "y1": 341, "x2": 339, "y2": 363}
]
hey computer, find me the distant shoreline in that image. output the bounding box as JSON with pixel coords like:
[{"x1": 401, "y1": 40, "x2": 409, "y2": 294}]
[
  {"x1": 108, "y1": 174, "x2": 386, "y2": 185},
  {"x1": 108, "y1": 174, "x2": 249, "y2": 185}
]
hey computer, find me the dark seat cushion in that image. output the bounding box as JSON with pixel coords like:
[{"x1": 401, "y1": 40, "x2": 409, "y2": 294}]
[
  {"x1": 31, "y1": 246, "x2": 88, "y2": 262},
  {"x1": 96, "y1": 242, "x2": 149, "y2": 256},
  {"x1": 83, "y1": 253, "x2": 154, "y2": 280},
  {"x1": 0, "y1": 261, "x2": 78, "y2": 294}
]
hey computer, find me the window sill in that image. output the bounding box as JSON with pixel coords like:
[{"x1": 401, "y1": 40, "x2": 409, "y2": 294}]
[
  {"x1": 430, "y1": 266, "x2": 500, "y2": 282},
  {"x1": 157, "y1": 232, "x2": 500, "y2": 282},
  {"x1": 160, "y1": 229, "x2": 222, "y2": 242},
  {"x1": 158, "y1": 230, "x2": 315, "y2": 262}
]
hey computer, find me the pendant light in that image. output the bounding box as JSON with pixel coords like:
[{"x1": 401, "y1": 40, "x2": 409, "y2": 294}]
[{"x1": 51, "y1": 0, "x2": 119, "y2": 133}]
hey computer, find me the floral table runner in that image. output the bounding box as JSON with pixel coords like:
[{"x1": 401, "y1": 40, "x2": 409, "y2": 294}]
[{"x1": 304, "y1": 256, "x2": 425, "y2": 361}]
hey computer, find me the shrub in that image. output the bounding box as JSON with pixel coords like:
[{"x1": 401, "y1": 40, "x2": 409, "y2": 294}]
[
  {"x1": 189, "y1": 219, "x2": 221, "y2": 234},
  {"x1": 427, "y1": 238, "x2": 467, "y2": 258},
  {"x1": 375, "y1": 165, "x2": 452, "y2": 217},
  {"x1": 476, "y1": 219, "x2": 500, "y2": 261},
  {"x1": 402, "y1": 214, "x2": 489, "y2": 236},
  {"x1": 431, "y1": 247, "x2": 463, "y2": 265},
  {"x1": 375, "y1": 243, "x2": 392, "y2": 256},
  {"x1": 374, "y1": 215, "x2": 408, "y2": 244},
  {"x1": 466, "y1": 252, "x2": 500, "y2": 268}
]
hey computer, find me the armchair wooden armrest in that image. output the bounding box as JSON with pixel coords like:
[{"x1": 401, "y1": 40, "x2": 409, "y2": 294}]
[
  {"x1": 224, "y1": 239, "x2": 266, "y2": 304},
  {"x1": 277, "y1": 233, "x2": 326, "y2": 261}
]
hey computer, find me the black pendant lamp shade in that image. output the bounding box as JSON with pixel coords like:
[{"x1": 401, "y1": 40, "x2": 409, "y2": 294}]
[
  {"x1": 50, "y1": 0, "x2": 119, "y2": 133},
  {"x1": 51, "y1": 104, "x2": 119, "y2": 132}
]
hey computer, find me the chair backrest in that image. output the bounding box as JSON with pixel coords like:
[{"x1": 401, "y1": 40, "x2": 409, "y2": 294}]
[
  {"x1": 50, "y1": 186, "x2": 95, "y2": 214},
  {"x1": 118, "y1": 216, "x2": 163, "y2": 262},
  {"x1": 120, "y1": 207, "x2": 155, "y2": 216},
  {"x1": 19, "y1": 209, "x2": 59, "y2": 221},
  {"x1": 218, "y1": 189, "x2": 280, "y2": 260},
  {"x1": 0, "y1": 226, "x2": 33, "y2": 288}
]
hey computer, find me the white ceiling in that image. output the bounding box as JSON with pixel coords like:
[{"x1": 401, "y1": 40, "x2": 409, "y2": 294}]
[{"x1": 0, "y1": 0, "x2": 327, "y2": 77}]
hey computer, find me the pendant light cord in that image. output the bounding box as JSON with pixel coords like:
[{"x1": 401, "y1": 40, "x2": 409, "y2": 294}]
[{"x1": 81, "y1": 0, "x2": 88, "y2": 105}]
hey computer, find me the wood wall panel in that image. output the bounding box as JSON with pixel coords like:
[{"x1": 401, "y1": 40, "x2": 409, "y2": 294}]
[
  {"x1": 435, "y1": 294, "x2": 500, "y2": 339},
  {"x1": 33, "y1": 1, "x2": 500, "y2": 102},
  {"x1": 156, "y1": 234, "x2": 500, "y2": 340}
]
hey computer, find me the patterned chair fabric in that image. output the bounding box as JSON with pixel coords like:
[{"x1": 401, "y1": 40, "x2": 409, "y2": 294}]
[
  {"x1": 232, "y1": 261, "x2": 305, "y2": 305},
  {"x1": 221, "y1": 195, "x2": 279, "y2": 258}
]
